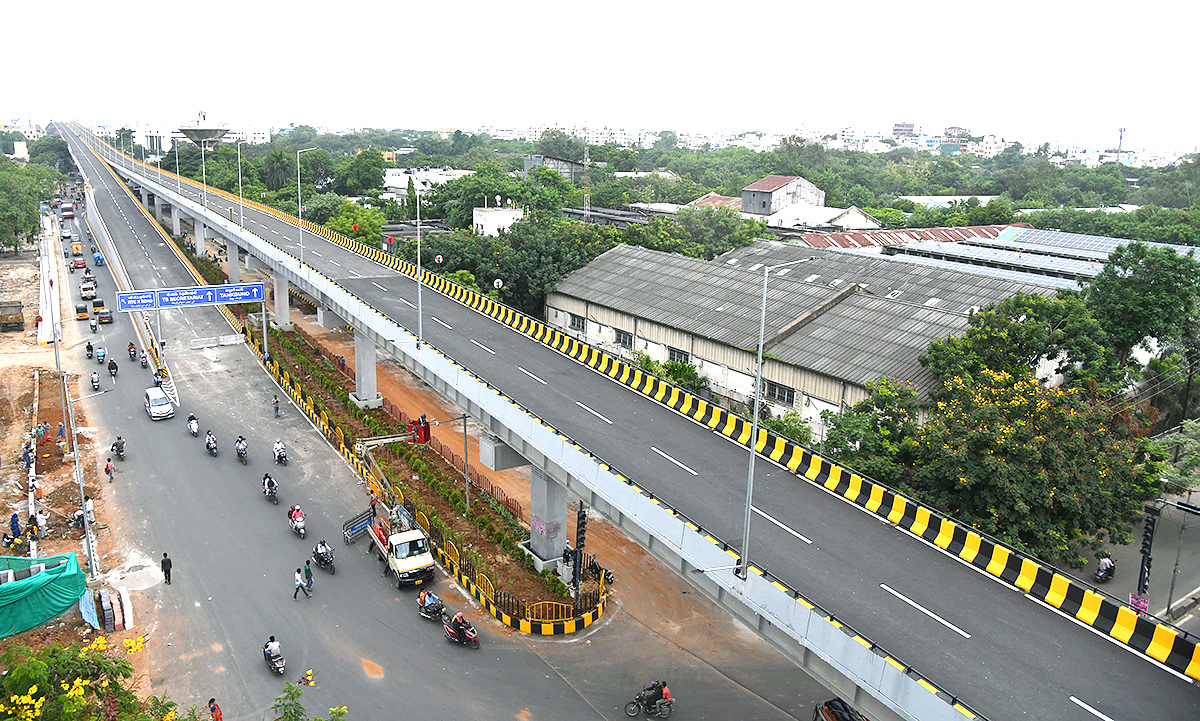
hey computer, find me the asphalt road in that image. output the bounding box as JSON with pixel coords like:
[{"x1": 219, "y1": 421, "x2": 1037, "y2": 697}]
[
  {"x1": 56, "y1": 125, "x2": 824, "y2": 721},
  {"x1": 61, "y1": 125, "x2": 1199, "y2": 721}
]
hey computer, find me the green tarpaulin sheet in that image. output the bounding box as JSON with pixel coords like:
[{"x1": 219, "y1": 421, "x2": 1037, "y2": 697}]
[{"x1": 0, "y1": 554, "x2": 87, "y2": 639}]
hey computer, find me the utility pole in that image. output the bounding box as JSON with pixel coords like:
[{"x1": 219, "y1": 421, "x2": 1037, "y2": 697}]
[
  {"x1": 1117, "y1": 128, "x2": 1125, "y2": 165},
  {"x1": 583, "y1": 125, "x2": 591, "y2": 224}
]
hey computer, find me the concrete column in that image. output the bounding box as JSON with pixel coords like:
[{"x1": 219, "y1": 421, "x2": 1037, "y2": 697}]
[
  {"x1": 529, "y1": 467, "x2": 568, "y2": 562},
  {"x1": 349, "y1": 330, "x2": 382, "y2": 409},
  {"x1": 139, "y1": 188, "x2": 148, "y2": 207},
  {"x1": 272, "y1": 274, "x2": 292, "y2": 331},
  {"x1": 157, "y1": 201, "x2": 169, "y2": 226},
  {"x1": 226, "y1": 240, "x2": 240, "y2": 283},
  {"x1": 246, "y1": 253, "x2": 266, "y2": 272},
  {"x1": 170, "y1": 205, "x2": 181, "y2": 237},
  {"x1": 317, "y1": 306, "x2": 344, "y2": 329}
]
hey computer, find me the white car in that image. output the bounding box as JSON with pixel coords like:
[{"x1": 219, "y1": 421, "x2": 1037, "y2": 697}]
[{"x1": 143, "y1": 387, "x2": 174, "y2": 420}]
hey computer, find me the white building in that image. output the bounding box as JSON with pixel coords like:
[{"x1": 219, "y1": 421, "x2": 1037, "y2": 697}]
[
  {"x1": 473, "y1": 206, "x2": 525, "y2": 236},
  {"x1": 383, "y1": 167, "x2": 474, "y2": 195}
]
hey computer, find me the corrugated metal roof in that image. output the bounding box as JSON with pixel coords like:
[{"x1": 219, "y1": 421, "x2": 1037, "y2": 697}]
[
  {"x1": 799, "y1": 224, "x2": 1022, "y2": 250},
  {"x1": 716, "y1": 240, "x2": 1053, "y2": 314},
  {"x1": 551, "y1": 244, "x2": 973, "y2": 394},
  {"x1": 743, "y1": 175, "x2": 798, "y2": 192}
]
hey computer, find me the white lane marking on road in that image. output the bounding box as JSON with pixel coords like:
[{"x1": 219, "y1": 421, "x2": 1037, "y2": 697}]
[
  {"x1": 271, "y1": 229, "x2": 279, "y2": 234},
  {"x1": 330, "y1": 260, "x2": 342, "y2": 267},
  {"x1": 518, "y1": 366, "x2": 546, "y2": 385},
  {"x1": 650, "y1": 447, "x2": 698, "y2": 476},
  {"x1": 432, "y1": 316, "x2": 452, "y2": 330},
  {"x1": 880, "y1": 584, "x2": 971, "y2": 639},
  {"x1": 1156, "y1": 582, "x2": 1200, "y2": 617},
  {"x1": 371, "y1": 282, "x2": 387, "y2": 292},
  {"x1": 1024, "y1": 594, "x2": 1192, "y2": 682},
  {"x1": 576, "y1": 402, "x2": 613, "y2": 425},
  {"x1": 752, "y1": 506, "x2": 813, "y2": 544},
  {"x1": 398, "y1": 297, "x2": 416, "y2": 309},
  {"x1": 311, "y1": 250, "x2": 322, "y2": 257},
  {"x1": 348, "y1": 270, "x2": 362, "y2": 277},
  {"x1": 470, "y1": 339, "x2": 495, "y2": 354},
  {"x1": 183, "y1": 316, "x2": 192, "y2": 326},
  {"x1": 1068, "y1": 697, "x2": 1116, "y2": 721}
]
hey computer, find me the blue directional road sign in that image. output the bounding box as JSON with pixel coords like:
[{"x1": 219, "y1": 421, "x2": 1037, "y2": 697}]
[
  {"x1": 116, "y1": 290, "x2": 158, "y2": 312},
  {"x1": 157, "y1": 282, "x2": 265, "y2": 309},
  {"x1": 115, "y1": 283, "x2": 265, "y2": 311}
]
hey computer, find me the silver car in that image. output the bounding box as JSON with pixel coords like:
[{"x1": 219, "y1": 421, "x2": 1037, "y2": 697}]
[{"x1": 143, "y1": 387, "x2": 174, "y2": 420}]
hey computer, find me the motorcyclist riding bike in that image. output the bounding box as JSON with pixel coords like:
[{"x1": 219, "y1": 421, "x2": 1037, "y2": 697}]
[
  {"x1": 263, "y1": 473, "x2": 278, "y2": 496},
  {"x1": 127, "y1": 342, "x2": 136, "y2": 360},
  {"x1": 641, "y1": 680, "x2": 670, "y2": 714},
  {"x1": 86, "y1": 341, "x2": 94, "y2": 357},
  {"x1": 107, "y1": 359, "x2": 118, "y2": 377},
  {"x1": 112, "y1": 436, "x2": 125, "y2": 456},
  {"x1": 450, "y1": 612, "x2": 467, "y2": 640},
  {"x1": 140, "y1": 351, "x2": 148, "y2": 367},
  {"x1": 89, "y1": 318, "x2": 97, "y2": 332},
  {"x1": 314, "y1": 539, "x2": 332, "y2": 558},
  {"x1": 187, "y1": 413, "x2": 199, "y2": 435},
  {"x1": 205, "y1": 431, "x2": 217, "y2": 450},
  {"x1": 235, "y1": 436, "x2": 248, "y2": 456},
  {"x1": 90, "y1": 372, "x2": 100, "y2": 389},
  {"x1": 273, "y1": 439, "x2": 286, "y2": 462},
  {"x1": 288, "y1": 505, "x2": 305, "y2": 522},
  {"x1": 263, "y1": 635, "x2": 281, "y2": 662}
]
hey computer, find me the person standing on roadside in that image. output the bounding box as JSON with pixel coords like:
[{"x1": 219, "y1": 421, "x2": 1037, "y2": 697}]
[
  {"x1": 207, "y1": 698, "x2": 223, "y2": 721},
  {"x1": 304, "y1": 559, "x2": 313, "y2": 591},
  {"x1": 294, "y1": 568, "x2": 310, "y2": 599},
  {"x1": 161, "y1": 552, "x2": 172, "y2": 585},
  {"x1": 273, "y1": 395, "x2": 280, "y2": 418}
]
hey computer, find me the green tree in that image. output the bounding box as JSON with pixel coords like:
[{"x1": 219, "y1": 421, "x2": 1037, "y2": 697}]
[
  {"x1": 760, "y1": 410, "x2": 815, "y2": 446},
  {"x1": 261, "y1": 149, "x2": 292, "y2": 191},
  {"x1": 406, "y1": 176, "x2": 418, "y2": 221},
  {"x1": 537, "y1": 129, "x2": 584, "y2": 162},
  {"x1": 921, "y1": 292, "x2": 1119, "y2": 390},
  {"x1": 1084, "y1": 241, "x2": 1200, "y2": 364},
  {"x1": 1157, "y1": 420, "x2": 1200, "y2": 495},
  {"x1": 494, "y1": 216, "x2": 618, "y2": 314},
  {"x1": 28, "y1": 136, "x2": 74, "y2": 174},
  {"x1": 326, "y1": 201, "x2": 385, "y2": 244},
  {"x1": 913, "y1": 370, "x2": 1162, "y2": 566},
  {"x1": 334, "y1": 150, "x2": 385, "y2": 195},
  {"x1": 819, "y1": 377, "x2": 921, "y2": 488},
  {"x1": 303, "y1": 192, "x2": 346, "y2": 225}
]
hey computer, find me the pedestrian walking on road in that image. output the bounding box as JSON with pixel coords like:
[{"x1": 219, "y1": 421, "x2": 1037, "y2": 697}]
[
  {"x1": 161, "y1": 552, "x2": 172, "y2": 585},
  {"x1": 104, "y1": 458, "x2": 115, "y2": 483},
  {"x1": 273, "y1": 395, "x2": 280, "y2": 418},
  {"x1": 304, "y1": 560, "x2": 313, "y2": 591},
  {"x1": 207, "y1": 698, "x2": 223, "y2": 721},
  {"x1": 294, "y1": 568, "x2": 310, "y2": 599}
]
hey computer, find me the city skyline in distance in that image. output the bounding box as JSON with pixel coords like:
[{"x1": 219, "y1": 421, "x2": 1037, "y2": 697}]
[{"x1": 5, "y1": 0, "x2": 1198, "y2": 155}]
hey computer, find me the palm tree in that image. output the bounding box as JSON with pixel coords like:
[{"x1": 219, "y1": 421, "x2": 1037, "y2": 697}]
[{"x1": 260, "y1": 149, "x2": 291, "y2": 191}]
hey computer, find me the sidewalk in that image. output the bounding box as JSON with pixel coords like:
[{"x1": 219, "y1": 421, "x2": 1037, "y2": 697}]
[{"x1": 246, "y1": 266, "x2": 824, "y2": 716}]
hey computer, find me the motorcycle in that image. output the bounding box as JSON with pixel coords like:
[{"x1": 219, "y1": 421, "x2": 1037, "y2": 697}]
[
  {"x1": 625, "y1": 692, "x2": 673, "y2": 719},
  {"x1": 89, "y1": 319, "x2": 97, "y2": 333},
  {"x1": 140, "y1": 354, "x2": 148, "y2": 368},
  {"x1": 96, "y1": 348, "x2": 105, "y2": 364},
  {"x1": 109, "y1": 365, "x2": 117, "y2": 379},
  {"x1": 86, "y1": 345, "x2": 94, "y2": 359},
  {"x1": 263, "y1": 646, "x2": 285, "y2": 676},
  {"x1": 264, "y1": 485, "x2": 279, "y2": 505},
  {"x1": 1095, "y1": 560, "x2": 1116, "y2": 584},
  {"x1": 90, "y1": 374, "x2": 100, "y2": 391},
  {"x1": 206, "y1": 438, "x2": 218, "y2": 457},
  {"x1": 237, "y1": 445, "x2": 248, "y2": 465},
  {"x1": 111, "y1": 441, "x2": 125, "y2": 461},
  {"x1": 442, "y1": 615, "x2": 480, "y2": 650},
  {"x1": 127, "y1": 346, "x2": 136, "y2": 360},
  {"x1": 274, "y1": 448, "x2": 288, "y2": 466},
  {"x1": 312, "y1": 549, "x2": 335, "y2": 574},
  {"x1": 187, "y1": 418, "x2": 199, "y2": 437},
  {"x1": 289, "y1": 512, "x2": 306, "y2": 539},
  {"x1": 417, "y1": 594, "x2": 444, "y2": 621}
]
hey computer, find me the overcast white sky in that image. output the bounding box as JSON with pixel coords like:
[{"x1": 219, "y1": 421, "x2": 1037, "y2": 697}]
[{"x1": 5, "y1": 0, "x2": 1197, "y2": 153}]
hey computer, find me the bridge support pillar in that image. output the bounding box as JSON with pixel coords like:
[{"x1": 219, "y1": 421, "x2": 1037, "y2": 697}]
[
  {"x1": 139, "y1": 187, "x2": 149, "y2": 208},
  {"x1": 527, "y1": 466, "x2": 567, "y2": 565},
  {"x1": 226, "y1": 240, "x2": 241, "y2": 283},
  {"x1": 170, "y1": 205, "x2": 181, "y2": 237},
  {"x1": 317, "y1": 306, "x2": 344, "y2": 329},
  {"x1": 349, "y1": 331, "x2": 382, "y2": 409},
  {"x1": 195, "y1": 219, "x2": 208, "y2": 257},
  {"x1": 272, "y1": 275, "x2": 292, "y2": 331},
  {"x1": 245, "y1": 252, "x2": 266, "y2": 271}
]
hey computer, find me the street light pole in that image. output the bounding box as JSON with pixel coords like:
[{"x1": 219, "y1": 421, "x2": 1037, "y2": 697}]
[
  {"x1": 416, "y1": 189, "x2": 423, "y2": 348},
  {"x1": 296, "y1": 147, "x2": 318, "y2": 266},
  {"x1": 174, "y1": 139, "x2": 181, "y2": 193},
  {"x1": 199, "y1": 142, "x2": 208, "y2": 209},
  {"x1": 236, "y1": 140, "x2": 245, "y2": 230},
  {"x1": 736, "y1": 257, "x2": 810, "y2": 580}
]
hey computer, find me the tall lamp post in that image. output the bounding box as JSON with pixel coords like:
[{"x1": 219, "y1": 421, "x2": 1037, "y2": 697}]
[
  {"x1": 296, "y1": 147, "x2": 318, "y2": 265},
  {"x1": 173, "y1": 139, "x2": 181, "y2": 193},
  {"x1": 736, "y1": 257, "x2": 810, "y2": 580},
  {"x1": 415, "y1": 186, "x2": 423, "y2": 347},
  {"x1": 178, "y1": 115, "x2": 229, "y2": 214},
  {"x1": 236, "y1": 140, "x2": 246, "y2": 230}
]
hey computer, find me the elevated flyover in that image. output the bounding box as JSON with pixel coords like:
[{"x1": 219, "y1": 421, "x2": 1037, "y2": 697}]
[{"x1": 61, "y1": 124, "x2": 1198, "y2": 721}]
